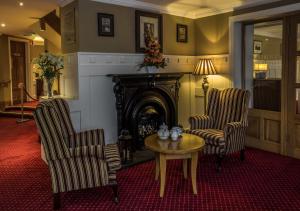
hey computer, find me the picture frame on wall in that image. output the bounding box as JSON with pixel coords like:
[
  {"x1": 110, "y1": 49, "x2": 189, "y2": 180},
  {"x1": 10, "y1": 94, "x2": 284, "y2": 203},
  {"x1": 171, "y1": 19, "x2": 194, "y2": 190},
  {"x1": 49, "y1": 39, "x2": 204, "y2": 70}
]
[
  {"x1": 98, "y1": 13, "x2": 114, "y2": 37},
  {"x1": 135, "y1": 10, "x2": 163, "y2": 53},
  {"x1": 253, "y1": 40, "x2": 262, "y2": 54},
  {"x1": 177, "y1": 24, "x2": 188, "y2": 43}
]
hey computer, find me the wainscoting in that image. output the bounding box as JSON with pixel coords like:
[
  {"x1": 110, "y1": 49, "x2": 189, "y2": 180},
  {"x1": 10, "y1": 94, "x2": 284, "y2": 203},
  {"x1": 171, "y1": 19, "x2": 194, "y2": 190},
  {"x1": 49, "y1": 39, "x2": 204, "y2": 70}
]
[{"x1": 61, "y1": 52, "x2": 231, "y2": 144}]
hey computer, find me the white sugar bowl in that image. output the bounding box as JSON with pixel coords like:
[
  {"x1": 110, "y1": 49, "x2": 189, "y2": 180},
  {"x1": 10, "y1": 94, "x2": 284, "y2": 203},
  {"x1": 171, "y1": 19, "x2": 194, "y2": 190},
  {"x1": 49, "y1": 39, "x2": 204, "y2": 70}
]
[{"x1": 170, "y1": 126, "x2": 183, "y2": 141}]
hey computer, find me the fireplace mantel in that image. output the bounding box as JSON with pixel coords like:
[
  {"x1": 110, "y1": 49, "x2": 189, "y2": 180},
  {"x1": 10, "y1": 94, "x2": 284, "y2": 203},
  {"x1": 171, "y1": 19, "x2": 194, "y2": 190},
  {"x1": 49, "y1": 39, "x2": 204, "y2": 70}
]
[{"x1": 107, "y1": 72, "x2": 186, "y2": 83}]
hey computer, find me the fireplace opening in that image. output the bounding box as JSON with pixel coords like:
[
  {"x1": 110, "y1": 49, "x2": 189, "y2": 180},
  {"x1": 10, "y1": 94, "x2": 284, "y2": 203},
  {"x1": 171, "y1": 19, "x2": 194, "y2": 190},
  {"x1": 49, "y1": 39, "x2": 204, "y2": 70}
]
[{"x1": 125, "y1": 89, "x2": 175, "y2": 149}]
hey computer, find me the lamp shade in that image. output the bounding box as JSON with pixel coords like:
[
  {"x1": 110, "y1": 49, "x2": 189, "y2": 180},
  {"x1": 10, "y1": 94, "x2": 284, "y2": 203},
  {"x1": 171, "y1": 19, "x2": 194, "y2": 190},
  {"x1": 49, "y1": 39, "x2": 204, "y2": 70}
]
[
  {"x1": 193, "y1": 59, "x2": 217, "y2": 75},
  {"x1": 254, "y1": 63, "x2": 268, "y2": 72}
]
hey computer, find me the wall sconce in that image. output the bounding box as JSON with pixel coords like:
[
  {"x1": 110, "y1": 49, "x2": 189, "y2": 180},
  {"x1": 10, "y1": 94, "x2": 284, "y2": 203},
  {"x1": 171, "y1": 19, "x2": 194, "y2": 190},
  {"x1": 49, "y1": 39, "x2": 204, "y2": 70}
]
[{"x1": 193, "y1": 58, "x2": 217, "y2": 113}]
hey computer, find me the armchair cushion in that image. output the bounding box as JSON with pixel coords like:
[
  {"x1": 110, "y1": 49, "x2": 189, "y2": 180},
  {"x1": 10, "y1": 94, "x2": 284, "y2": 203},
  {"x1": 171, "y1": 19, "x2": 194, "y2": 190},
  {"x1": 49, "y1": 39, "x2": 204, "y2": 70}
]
[
  {"x1": 104, "y1": 144, "x2": 121, "y2": 171},
  {"x1": 69, "y1": 145, "x2": 103, "y2": 158},
  {"x1": 187, "y1": 129, "x2": 224, "y2": 146},
  {"x1": 69, "y1": 129, "x2": 105, "y2": 148},
  {"x1": 189, "y1": 115, "x2": 213, "y2": 130}
]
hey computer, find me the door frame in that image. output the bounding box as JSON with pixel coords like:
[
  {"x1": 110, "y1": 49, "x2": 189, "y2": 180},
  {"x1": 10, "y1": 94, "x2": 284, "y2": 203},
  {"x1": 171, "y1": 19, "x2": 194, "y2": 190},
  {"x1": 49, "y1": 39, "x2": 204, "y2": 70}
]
[
  {"x1": 285, "y1": 14, "x2": 300, "y2": 158},
  {"x1": 229, "y1": 5, "x2": 300, "y2": 157},
  {"x1": 8, "y1": 37, "x2": 31, "y2": 105}
]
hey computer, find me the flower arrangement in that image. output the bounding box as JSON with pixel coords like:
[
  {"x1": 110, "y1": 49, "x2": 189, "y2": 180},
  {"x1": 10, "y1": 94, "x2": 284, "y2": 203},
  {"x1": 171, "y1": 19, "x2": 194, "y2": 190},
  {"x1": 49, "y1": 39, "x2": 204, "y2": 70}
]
[
  {"x1": 139, "y1": 34, "x2": 167, "y2": 71},
  {"x1": 33, "y1": 51, "x2": 64, "y2": 80},
  {"x1": 33, "y1": 51, "x2": 64, "y2": 97}
]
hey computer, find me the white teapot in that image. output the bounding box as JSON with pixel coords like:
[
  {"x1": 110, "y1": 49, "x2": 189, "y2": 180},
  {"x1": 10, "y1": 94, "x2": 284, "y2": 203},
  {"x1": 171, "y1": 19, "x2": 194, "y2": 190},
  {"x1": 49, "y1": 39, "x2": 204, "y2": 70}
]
[{"x1": 157, "y1": 123, "x2": 170, "y2": 140}]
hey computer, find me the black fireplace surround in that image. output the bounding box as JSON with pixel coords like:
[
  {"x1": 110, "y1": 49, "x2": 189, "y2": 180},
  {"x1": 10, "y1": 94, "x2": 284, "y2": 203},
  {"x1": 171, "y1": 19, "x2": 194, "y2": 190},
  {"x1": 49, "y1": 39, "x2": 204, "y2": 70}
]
[{"x1": 108, "y1": 73, "x2": 184, "y2": 148}]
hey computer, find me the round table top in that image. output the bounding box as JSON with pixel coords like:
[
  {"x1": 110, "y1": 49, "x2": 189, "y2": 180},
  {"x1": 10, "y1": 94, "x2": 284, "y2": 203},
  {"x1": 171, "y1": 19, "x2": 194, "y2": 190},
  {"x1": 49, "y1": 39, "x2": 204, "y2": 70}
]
[{"x1": 144, "y1": 133, "x2": 205, "y2": 154}]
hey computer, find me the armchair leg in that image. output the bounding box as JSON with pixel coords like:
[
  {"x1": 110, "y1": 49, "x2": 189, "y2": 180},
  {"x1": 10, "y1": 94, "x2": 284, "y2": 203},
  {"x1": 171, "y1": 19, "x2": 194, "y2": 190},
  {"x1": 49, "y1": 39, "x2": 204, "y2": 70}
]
[
  {"x1": 53, "y1": 193, "x2": 60, "y2": 210},
  {"x1": 216, "y1": 155, "x2": 224, "y2": 173},
  {"x1": 240, "y1": 149, "x2": 245, "y2": 161},
  {"x1": 111, "y1": 184, "x2": 119, "y2": 204}
]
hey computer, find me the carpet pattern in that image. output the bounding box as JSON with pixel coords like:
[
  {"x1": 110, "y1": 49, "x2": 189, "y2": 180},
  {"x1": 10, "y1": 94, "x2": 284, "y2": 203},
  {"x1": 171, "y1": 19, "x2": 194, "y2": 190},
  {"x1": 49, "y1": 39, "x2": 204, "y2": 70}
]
[{"x1": 0, "y1": 117, "x2": 300, "y2": 210}]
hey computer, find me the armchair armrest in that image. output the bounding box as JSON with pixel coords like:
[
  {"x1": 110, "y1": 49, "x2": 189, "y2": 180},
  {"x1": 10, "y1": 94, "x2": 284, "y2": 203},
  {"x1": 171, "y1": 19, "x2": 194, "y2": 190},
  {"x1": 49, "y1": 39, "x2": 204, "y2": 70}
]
[
  {"x1": 69, "y1": 129, "x2": 105, "y2": 147},
  {"x1": 189, "y1": 115, "x2": 213, "y2": 129},
  {"x1": 224, "y1": 122, "x2": 246, "y2": 136},
  {"x1": 69, "y1": 145, "x2": 103, "y2": 158},
  {"x1": 104, "y1": 144, "x2": 121, "y2": 171}
]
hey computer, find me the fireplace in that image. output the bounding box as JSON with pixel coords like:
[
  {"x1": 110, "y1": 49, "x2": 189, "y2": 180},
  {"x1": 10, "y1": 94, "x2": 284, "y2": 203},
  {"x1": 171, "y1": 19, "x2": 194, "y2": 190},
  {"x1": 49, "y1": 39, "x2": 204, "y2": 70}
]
[{"x1": 108, "y1": 73, "x2": 184, "y2": 149}]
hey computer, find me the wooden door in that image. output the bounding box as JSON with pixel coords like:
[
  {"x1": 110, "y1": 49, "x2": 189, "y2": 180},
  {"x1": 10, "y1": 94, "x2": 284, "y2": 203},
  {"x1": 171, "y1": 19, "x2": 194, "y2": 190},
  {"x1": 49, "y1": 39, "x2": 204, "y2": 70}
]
[
  {"x1": 286, "y1": 15, "x2": 300, "y2": 159},
  {"x1": 10, "y1": 41, "x2": 26, "y2": 105},
  {"x1": 244, "y1": 20, "x2": 283, "y2": 154}
]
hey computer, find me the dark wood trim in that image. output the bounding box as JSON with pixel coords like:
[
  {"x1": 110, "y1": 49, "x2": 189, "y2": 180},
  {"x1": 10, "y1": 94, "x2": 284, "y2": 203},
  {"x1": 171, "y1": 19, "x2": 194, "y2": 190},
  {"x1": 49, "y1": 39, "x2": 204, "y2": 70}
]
[
  {"x1": 135, "y1": 10, "x2": 163, "y2": 53},
  {"x1": 233, "y1": 0, "x2": 300, "y2": 16},
  {"x1": 44, "y1": 10, "x2": 61, "y2": 35}
]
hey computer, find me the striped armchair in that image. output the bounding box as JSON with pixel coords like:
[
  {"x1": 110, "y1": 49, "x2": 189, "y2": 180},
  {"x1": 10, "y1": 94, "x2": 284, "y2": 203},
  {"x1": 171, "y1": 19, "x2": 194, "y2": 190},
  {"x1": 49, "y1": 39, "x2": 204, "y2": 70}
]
[
  {"x1": 33, "y1": 98, "x2": 121, "y2": 209},
  {"x1": 186, "y1": 88, "x2": 250, "y2": 172}
]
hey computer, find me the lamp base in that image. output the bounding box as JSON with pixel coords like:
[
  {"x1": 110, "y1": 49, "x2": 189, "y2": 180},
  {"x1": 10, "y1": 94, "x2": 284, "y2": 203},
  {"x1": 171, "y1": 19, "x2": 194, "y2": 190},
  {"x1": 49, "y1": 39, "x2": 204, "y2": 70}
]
[{"x1": 202, "y1": 75, "x2": 209, "y2": 114}]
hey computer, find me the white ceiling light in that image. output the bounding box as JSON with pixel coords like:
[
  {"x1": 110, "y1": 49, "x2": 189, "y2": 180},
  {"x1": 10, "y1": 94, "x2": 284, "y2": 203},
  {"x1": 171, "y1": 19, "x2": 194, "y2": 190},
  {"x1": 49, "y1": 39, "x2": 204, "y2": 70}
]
[
  {"x1": 1, "y1": 23, "x2": 6, "y2": 27},
  {"x1": 19, "y1": 2, "x2": 24, "y2": 6}
]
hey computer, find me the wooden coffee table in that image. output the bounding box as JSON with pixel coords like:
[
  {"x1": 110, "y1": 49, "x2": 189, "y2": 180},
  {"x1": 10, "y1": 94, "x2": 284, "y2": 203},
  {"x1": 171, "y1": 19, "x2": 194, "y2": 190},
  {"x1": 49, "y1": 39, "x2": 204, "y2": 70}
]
[{"x1": 145, "y1": 133, "x2": 205, "y2": 197}]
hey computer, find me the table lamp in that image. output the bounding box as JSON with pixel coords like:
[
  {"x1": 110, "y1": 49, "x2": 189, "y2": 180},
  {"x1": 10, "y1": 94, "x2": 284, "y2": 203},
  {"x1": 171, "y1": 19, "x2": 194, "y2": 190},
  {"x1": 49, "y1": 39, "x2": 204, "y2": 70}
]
[
  {"x1": 193, "y1": 59, "x2": 217, "y2": 113},
  {"x1": 254, "y1": 63, "x2": 268, "y2": 79}
]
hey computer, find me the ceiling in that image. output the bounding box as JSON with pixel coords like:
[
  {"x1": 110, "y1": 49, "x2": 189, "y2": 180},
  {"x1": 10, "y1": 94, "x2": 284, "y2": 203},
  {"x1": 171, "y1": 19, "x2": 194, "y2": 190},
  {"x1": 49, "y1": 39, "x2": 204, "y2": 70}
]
[
  {"x1": 93, "y1": 0, "x2": 281, "y2": 19},
  {"x1": 0, "y1": 0, "x2": 59, "y2": 36}
]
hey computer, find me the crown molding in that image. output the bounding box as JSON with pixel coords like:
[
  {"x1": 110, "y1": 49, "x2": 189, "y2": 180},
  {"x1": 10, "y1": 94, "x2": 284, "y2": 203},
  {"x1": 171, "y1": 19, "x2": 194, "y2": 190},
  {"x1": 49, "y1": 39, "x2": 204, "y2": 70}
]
[
  {"x1": 61, "y1": 0, "x2": 277, "y2": 20},
  {"x1": 91, "y1": 0, "x2": 238, "y2": 19}
]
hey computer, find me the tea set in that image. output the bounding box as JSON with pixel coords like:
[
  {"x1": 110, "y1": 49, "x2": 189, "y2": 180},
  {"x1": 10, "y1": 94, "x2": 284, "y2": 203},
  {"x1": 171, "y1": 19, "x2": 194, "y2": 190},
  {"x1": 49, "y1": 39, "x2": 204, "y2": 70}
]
[{"x1": 157, "y1": 123, "x2": 183, "y2": 141}]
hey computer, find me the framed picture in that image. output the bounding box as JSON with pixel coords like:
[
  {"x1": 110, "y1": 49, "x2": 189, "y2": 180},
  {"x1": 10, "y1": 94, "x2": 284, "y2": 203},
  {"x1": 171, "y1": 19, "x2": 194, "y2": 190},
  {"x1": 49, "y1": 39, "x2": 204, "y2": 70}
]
[
  {"x1": 135, "y1": 10, "x2": 163, "y2": 53},
  {"x1": 177, "y1": 24, "x2": 188, "y2": 43},
  {"x1": 253, "y1": 40, "x2": 262, "y2": 54},
  {"x1": 98, "y1": 13, "x2": 114, "y2": 36}
]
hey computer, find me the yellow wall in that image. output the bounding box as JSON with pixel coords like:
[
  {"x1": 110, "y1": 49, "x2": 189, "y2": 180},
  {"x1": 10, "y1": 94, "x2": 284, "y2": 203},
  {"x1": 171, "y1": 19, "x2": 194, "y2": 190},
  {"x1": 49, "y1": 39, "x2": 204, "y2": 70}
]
[
  {"x1": 61, "y1": 0, "x2": 196, "y2": 55},
  {"x1": 195, "y1": 12, "x2": 232, "y2": 55},
  {"x1": 163, "y1": 14, "x2": 195, "y2": 56}
]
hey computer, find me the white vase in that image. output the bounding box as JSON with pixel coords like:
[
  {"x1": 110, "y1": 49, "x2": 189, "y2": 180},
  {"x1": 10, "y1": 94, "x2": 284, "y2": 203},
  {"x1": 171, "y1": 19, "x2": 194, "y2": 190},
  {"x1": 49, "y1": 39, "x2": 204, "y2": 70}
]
[{"x1": 145, "y1": 66, "x2": 159, "y2": 73}]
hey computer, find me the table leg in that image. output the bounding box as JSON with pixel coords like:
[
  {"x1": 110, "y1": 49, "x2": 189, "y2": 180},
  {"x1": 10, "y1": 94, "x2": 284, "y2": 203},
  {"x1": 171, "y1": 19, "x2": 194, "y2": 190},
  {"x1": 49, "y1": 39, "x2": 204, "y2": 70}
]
[
  {"x1": 191, "y1": 152, "x2": 198, "y2": 195},
  {"x1": 183, "y1": 159, "x2": 188, "y2": 179},
  {"x1": 155, "y1": 153, "x2": 160, "y2": 181},
  {"x1": 159, "y1": 153, "x2": 166, "y2": 197}
]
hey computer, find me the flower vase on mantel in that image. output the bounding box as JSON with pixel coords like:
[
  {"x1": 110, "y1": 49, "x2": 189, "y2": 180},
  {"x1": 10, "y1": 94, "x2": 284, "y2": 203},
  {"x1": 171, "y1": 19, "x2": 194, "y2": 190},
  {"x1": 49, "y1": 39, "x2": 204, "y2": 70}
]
[
  {"x1": 145, "y1": 66, "x2": 159, "y2": 74},
  {"x1": 46, "y1": 78, "x2": 54, "y2": 98}
]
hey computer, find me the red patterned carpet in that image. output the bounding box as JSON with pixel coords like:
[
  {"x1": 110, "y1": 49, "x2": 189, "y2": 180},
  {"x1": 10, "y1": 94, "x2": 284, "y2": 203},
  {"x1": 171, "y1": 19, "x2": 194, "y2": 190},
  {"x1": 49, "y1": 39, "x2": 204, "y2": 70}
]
[{"x1": 0, "y1": 117, "x2": 300, "y2": 210}]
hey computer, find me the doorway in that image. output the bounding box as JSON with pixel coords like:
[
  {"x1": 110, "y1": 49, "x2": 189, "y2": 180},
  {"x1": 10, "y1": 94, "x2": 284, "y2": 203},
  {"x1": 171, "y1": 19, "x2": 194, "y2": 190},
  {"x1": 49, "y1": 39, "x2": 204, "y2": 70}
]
[
  {"x1": 9, "y1": 40, "x2": 28, "y2": 105},
  {"x1": 243, "y1": 20, "x2": 283, "y2": 154},
  {"x1": 242, "y1": 13, "x2": 300, "y2": 159}
]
